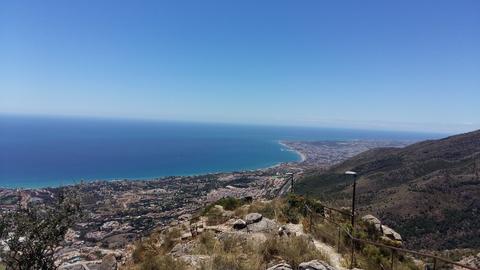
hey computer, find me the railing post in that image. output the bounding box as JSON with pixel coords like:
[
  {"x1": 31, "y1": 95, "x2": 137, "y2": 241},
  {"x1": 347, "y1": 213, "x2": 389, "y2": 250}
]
[
  {"x1": 433, "y1": 258, "x2": 437, "y2": 270},
  {"x1": 390, "y1": 250, "x2": 395, "y2": 270},
  {"x1": 350, "y1": 237, "x2": 355, "y2": 269},
  {"x1": 337, "y1": 227, "x2": 341, "y2": 252},
  {"x1": 309, "y1": 210, "x2": 313, "y2": 231}
]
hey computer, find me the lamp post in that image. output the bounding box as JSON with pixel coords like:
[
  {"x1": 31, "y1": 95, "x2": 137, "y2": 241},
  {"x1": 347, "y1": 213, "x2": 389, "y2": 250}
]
[{"x1": 345, "y1": 170, "x2": 357, "y2": 269}]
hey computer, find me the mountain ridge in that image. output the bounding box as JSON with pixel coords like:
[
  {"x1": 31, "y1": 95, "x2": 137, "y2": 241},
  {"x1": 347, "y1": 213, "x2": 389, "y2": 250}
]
[{"x1": 297, "y1": 129, "x2": 480, "y2": 250}]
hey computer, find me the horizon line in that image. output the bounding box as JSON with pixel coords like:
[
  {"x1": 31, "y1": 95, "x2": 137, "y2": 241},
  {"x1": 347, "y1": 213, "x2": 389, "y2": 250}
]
[{"x1": 0, "y1": 111, "x2": 460, "y2": 136}]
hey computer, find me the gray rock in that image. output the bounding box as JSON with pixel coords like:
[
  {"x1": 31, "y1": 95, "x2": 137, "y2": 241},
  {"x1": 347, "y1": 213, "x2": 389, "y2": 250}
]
[
  {"x1": 278, "y1": 225, "x2": 292, "y2": 237},
  {"x1": 245, "y1": 213, "x2": 263, "y2": 224},
  {"x1": 267, "y1": 263, "x2": 293, "y2": 270},
  {"x1": 98, "y1": 254, "x2": 117, "y2": 270},
  {"x1": 233, "y1": 219, "x2": 247, "y2": 230},
  {"x1": 247, "y1": 218, "x2": 278, "y2": 233},
  {"x1": 381, "y1": 225, "x2": 402, "y2": 241},
  {"x1": 361, "y1": 214, "x2": 382, "y2": 232},
  {"x1": 179, "y1": 255, "x2": 211, "y2": 268},
  {"x1": 299, "y1": 260, "x2": 337, "y2": 270}
]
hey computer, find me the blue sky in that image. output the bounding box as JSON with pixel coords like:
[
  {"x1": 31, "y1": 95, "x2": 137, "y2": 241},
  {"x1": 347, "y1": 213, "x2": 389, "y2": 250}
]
[{"x1": 1, "y1": 1, "x2": 479, "y2": 133}]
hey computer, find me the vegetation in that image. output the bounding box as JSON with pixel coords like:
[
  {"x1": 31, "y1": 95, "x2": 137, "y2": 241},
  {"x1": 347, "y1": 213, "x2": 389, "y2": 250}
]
[
  {"x1": 0, "y1": 189, "x2": 82, "y2": 270},
  {"x1": 139, "y1": 254, "x2": 188, "y2": 270},
  {"x1": 202, "y1": 197, "x2": 251, "y2": 225},
  {"x1": 193, "y1": 230, "x2": 327, "y2": 270},
  {"x1": 128, "y1": 194, "x2": 427, "y2": 270},
  {"x1": 202, "y1": 196, "x2": 249, "y2": 213},
  {"x1": 261, "y1": 234, "x2": 325, "y2": 269},
  {"x1": 296, "y1": 130, "x2": 480, "y2": 250}
]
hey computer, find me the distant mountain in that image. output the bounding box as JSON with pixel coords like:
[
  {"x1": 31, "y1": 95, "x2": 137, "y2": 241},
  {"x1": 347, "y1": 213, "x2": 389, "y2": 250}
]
[{"x1": 297, "y1": 130, "x2": 480, "y2": 250}]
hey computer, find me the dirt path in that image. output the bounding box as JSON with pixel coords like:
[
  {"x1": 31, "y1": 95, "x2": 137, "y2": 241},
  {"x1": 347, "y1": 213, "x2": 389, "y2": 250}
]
[{"x1": 286, "y1": 223, "x2": 347, "y2": 270}]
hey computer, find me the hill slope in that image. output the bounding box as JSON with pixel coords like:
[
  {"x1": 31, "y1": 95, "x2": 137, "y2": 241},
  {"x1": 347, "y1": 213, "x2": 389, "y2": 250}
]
[{"x1": 297, "y1": 130, "x2": 480, "y2": 250}]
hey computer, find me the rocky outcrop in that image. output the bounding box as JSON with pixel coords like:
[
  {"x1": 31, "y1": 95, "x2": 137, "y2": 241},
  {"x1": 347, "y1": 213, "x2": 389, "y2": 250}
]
[
  {"x1": 361, "y1": 214, "x2": 382, "y2": 232},
  {"x1": 245, "y1": 213, "x2": 263, "y2": 224},
  {"x1": 233, "y1": 219, "x2": 247, "y2": 230},
  {"x1": 361, "y1": 214, "x2": 402, "y2": 245},
  {"x1": 381, "y1": 225, "x2": 402, "y2": 242},
  {"x1": 299, "y1": 259, "x2": 338, "y2": 270},
  {"x1": 248, "y1": 217, "x2": 279, "y2": 233}
]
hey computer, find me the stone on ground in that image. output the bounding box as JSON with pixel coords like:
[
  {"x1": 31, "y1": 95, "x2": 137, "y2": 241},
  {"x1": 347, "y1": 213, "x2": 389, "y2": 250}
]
[
  {"x1": 247, "y1": 218, "x2": 278, "y2": 233},
  {"x1": 267, "y1": 263, "x2": 293, "y2": 270},
  {"x1": 233, "y1": 219, "x2": 247, "y2": 230},
  {"x1": 245, "y1": 212, "x2": 263, "y2": 224},
  {"x1": 299, "y1": 259, "x2": 337, "y2": 270}
]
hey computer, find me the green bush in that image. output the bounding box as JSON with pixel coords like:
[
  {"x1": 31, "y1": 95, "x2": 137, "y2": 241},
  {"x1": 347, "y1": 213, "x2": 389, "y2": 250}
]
[{"x1": 203, "y1": 197, "x2": 247, "y2": 214}]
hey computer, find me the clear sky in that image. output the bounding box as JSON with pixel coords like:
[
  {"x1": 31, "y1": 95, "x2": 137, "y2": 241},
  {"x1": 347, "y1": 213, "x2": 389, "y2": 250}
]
[{"x1": 1, "y1": 1, "x2": 479, "y2": 133}]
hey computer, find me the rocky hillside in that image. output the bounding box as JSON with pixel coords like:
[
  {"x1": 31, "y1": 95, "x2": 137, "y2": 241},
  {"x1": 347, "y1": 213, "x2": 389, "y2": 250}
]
[
  {"x1": 120, "y1": 195, "x2": 418, "y2": 270},
  {"x1": 296, "y1": 130, "x2": 480, "y2": 250}
]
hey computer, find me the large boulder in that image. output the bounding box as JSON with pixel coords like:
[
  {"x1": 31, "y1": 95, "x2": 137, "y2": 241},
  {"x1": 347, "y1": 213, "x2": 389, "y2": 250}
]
[
  {"x1": 361, "y1": 214, "x2": 382, "y2": 232},
  {"x1": 299, "y1": 260, "x2": 337, "y2": 270},
  {"x1": 245, "y1": 213, "x2": 263, "y2": 224},
  {"x1": 267, "y1": 263, "x2": 293, "y2": 270},
  {"x1": 381, "y1": 225, "x2": 402, "y2": 242},
  {"x1": 233, "y1": 219, "x2": 247, "y2": 230},
  {"x1": 247, "y1": 218, "x2": 279, "y2": 233}
]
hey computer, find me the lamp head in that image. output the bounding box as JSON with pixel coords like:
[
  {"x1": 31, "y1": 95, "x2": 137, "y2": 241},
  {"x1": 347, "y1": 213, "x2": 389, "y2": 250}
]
[{"x1": 345, "y1": 171, "x2": 357, "y2": 175}]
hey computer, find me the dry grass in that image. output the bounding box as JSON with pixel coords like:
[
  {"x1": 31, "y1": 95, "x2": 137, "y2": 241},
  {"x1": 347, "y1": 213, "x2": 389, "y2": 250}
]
[
  {"x1": 139, "y1": 254, "x2": 189, "y2": 270},
  {"x1": 204, "y1": 207, "x2": 230, "y2": 226},
  {"x1": 261, "y1": 234, "x2": 328, "y2": 268},
  {"x1": 192, "y1": 230, "x2": 327, "y2": 270}
]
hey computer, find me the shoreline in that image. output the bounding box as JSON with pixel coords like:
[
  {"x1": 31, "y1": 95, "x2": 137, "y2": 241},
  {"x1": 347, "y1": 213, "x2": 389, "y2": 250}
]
[
  {"x1": 0, "y1": 140, "x2": 307, "y2": 190},
  {"x1": 278, "y1": 140, "x2": 307, "y2": 162}
]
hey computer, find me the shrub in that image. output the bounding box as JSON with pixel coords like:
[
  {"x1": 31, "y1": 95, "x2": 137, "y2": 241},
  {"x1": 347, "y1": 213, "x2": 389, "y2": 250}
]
[
  {"x1": 205, "y1": 207, "x2": 230, "y2": 226},
  {"x1": 0, "y1": 189, "x2": 83, "y2": 270},
  {"x1": 195, "y1": 231, "x2": 218, "y2": 255},
  {"x1": 203, "y1": 197, "x2": 247, "y2": 215},
  {"x1": 247, "y1": 200, "x2": 278, "y2": 219},
  {"x1": 261, "y1": 234, "x2": 327, "y2": 268}
]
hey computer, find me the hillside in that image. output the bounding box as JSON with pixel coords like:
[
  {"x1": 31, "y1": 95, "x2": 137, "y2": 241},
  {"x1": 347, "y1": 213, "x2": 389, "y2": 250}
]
[
  {"x1": 296, "y1": 130, "x2": 480, "y2": 250},
  {"x1": 122, "y1": 195, "x2": 420, "y2": 270}
]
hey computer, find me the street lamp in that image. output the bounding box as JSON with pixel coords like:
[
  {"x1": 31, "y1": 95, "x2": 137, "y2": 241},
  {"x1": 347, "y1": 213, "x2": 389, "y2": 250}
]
[{"x1": 345, "y1": 170, "x2": 357, "y2": 269}]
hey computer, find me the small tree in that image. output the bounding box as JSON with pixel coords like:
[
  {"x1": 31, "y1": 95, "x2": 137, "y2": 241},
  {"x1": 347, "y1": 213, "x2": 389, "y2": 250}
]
[{"x1": 0, "y1": 189, "x2": 82, "y2": 270}]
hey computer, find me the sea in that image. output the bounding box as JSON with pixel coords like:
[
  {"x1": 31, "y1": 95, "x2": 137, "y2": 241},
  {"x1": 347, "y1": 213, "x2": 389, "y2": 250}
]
[{"x1": 0, "y1": 115, "x2": 443, "y2": 188}]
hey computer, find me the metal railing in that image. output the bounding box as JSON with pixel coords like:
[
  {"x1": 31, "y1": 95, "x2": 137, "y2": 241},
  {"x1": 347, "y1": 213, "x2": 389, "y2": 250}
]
[{"x1": 302, "y1": 202, "x2": 479, "y2": 270}]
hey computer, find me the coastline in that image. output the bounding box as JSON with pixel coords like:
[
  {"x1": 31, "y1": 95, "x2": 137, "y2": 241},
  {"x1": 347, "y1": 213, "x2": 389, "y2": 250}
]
[
  {"x1": 1, "y1": 140, "x2": 306, "y2": 190},
  {"x1": 278, "y1": 140, "x2": 306, "y2": 162}
]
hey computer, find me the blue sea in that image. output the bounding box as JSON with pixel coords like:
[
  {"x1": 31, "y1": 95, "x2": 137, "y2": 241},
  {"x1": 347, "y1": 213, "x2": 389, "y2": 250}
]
[{"x1": 0, "y1": 115, "x2": 443, "y2": 188}]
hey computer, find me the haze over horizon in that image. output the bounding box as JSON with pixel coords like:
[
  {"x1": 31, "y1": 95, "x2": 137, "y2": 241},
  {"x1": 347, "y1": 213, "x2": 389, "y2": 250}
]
[{"x1": 1, "y1": 1, "x2": 479, "y2": 133}]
